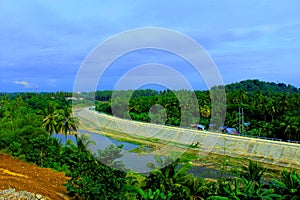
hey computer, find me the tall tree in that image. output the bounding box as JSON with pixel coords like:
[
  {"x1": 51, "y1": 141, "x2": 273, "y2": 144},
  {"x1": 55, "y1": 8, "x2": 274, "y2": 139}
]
[
  {"x1": 42, "y1": 102, "x2": 58, "y2": 135},
  {"x1": 57, "y1": 107, "x2": 79, "y2": 140}
]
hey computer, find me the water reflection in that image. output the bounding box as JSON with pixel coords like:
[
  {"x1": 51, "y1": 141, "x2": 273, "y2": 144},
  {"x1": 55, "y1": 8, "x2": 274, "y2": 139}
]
[
  {"x1": 52, "y1": 130, "x2": 156, "y2": 173},
  {"x1": 52, "y1": 131, "x2": 223, "y2": 177}
]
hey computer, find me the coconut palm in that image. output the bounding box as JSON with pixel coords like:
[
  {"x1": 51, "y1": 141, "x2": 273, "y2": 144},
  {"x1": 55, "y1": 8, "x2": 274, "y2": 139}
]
[
  {"x1": 258, "y1": 96, "x2": 270, "y2": 122},
  {"x1": 232, "y1": 89, "x2": 247, "y2": 105},
  {"x1": 225, "y1": 111, "x2": 239, "y2": 128},
  {"x1": 278, "y1": 93, "x2": 289, "y2": 115},
  {"x1": 3, "y1": 101, "x2": 18, "y2": 131},
  {"x1": 146, "y1": 157, "x2": 193, "y2": 199},
  {"x1": 42, "y1": 103, "x2": 58, "y2": 135},
  {"x1": 279, "y1": 116, "x2": 299, "y2": 140},
  {"x1": 42, "y1": 113, "x2": 58, "y2": 135},
  {"x1": 56, "y1": 107, "x2": 79, "y2": 140},
  {"x1": 76, "y1": 133, "x2": 96, "y2": 153}
]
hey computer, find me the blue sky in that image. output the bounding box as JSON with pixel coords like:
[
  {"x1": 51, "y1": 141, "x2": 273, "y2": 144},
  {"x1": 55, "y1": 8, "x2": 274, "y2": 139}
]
[{"x1": 0, "y1": 0, "x2": 300, "y2": 92}]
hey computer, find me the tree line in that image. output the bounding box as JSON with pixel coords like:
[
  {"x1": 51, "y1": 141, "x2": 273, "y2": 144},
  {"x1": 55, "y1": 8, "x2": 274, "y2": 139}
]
[{"x1": 95, "y1": 80, "x2": 300, "y2": 141}]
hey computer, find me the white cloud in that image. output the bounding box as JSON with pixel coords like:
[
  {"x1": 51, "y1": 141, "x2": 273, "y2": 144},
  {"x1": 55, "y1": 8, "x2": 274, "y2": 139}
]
[{"x1": 14, "y1": 80, "x2": 30, "y2": 88}]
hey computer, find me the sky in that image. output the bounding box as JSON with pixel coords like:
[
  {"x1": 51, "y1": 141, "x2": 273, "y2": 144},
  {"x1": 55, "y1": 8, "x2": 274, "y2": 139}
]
[{"x1": 0, "y1": 0, "x2": 300, "y2": 92}]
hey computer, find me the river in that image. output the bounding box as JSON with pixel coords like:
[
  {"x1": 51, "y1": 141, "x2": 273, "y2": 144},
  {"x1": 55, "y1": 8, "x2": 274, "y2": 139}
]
[
  {"x1": 53, "y1": 130, "x2": 159, "y2": 173},
  {"x1": 53, "y1": 130, "x2": 224, "y2": 178}
]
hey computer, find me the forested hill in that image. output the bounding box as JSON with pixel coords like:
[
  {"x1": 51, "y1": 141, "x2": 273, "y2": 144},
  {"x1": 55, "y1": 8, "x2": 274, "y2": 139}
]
[{"x1": 225, "y1": 79, "x2": 299, "y2": 94}]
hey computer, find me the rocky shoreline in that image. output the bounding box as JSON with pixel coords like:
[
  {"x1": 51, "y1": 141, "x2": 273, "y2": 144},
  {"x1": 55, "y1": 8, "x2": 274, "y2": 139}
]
[{"x1": 0, "y1": 188, "x2": 46, "y2": 200}]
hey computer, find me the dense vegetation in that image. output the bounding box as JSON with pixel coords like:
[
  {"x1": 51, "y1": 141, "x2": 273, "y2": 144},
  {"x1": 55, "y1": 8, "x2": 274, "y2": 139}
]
[
  {"x1": 95, "y1": 79, "x2": 300, "y2": 141},
  {"x1": 0, "y1": 80, "x2": 300, "y2": 199}
]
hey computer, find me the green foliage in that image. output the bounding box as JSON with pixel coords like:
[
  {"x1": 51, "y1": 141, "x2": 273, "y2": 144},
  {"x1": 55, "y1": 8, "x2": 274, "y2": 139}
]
[
  {"x1": 64, "y1": 142, "x2": 128, "y2": 200},
  {"x1": 97, "y1": 144, "x2": 125, "y2": 170},
  {"x1": 137, "y1": 188, "x2": 174, "y2": 200},
  {"x1": 1, "y1": 90, "x2": 300, "y2": 199},
  {"x1": 145, "y1": 158, "x2": 194, "y2": 200},
  {"x1": 95, "y1": 101, "x2": 112, "y2": 114},
  {"x1": 210, "y1": 177, "x2": 281, "y2": 200},
  {"x1": 8, "y1": 141, "x2": 22, "y2": 157},
  {"x1": 95, "y1": 80, "x2": 300, "y2": 140},
  {"x1": 76, "y1": 133, "x2": 96, "y2": 153},
  {"x1": 25, "y1": 135, "x2": 62, "y2": 168},
  {"x1": 240, "y1": 160, "x2": 266, "y2": 182},
  {"x1": 209, "y1": 160, "x2": 281, "y2": 200},
  {"x1": 183, "y1": 175, "x2": 218, "y2": 199},
  {"x1": 226, "y1": 79, "x2": 299, "y2": 94},
  {"x1": 42, "y1": 103, "x2": 79, "y2": 139},
  {"x1": 0, "y1": 130, "x2": 16, "y2": 149},
  {"x1": 8, "y1": 133, "x2": 64, "y2": 168},
  {"x1": 271, "y1": 170, "x2": 300, "y2": 199}
]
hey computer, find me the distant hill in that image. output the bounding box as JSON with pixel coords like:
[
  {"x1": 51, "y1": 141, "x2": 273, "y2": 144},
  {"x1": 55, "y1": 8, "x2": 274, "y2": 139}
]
[{"x1": 225, "y1": 79, "x2": 299, "y2": 94}]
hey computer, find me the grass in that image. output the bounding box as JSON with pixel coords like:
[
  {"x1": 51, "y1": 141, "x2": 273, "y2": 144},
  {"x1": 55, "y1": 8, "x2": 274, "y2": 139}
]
[{"x1": 128, "y1": 145, "x2": 151, "y2": 153}]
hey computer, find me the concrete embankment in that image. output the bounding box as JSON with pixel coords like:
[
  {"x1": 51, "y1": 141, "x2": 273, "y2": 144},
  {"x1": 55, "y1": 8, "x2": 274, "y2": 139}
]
[{"x1": 76, "y1": 108, "x2": 300, "y2": 169}]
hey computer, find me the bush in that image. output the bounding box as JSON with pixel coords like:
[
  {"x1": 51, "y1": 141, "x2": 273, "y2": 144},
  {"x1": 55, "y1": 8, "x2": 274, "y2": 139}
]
[{"x1": 65, "y1": 142, "x2": 127, "y2": 199}]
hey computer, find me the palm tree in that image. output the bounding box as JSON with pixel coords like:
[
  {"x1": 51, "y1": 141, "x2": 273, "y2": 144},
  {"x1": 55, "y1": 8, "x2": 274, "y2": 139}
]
[
  {"x1": 232, "y1": 89, "x2": 247, "y2": 106},
  {"x1": 279, "y1": 116, "x2": 299, "y2": 140},
  {"x1": 42, "y1": 103, "x2": 58, "y2": 135},
  {"x1": 3, "y1": 100, "x2": 18, "y2": 131},
  {"x1": 42, "y1": 113, "x2": 58, "y2": 135},
  {"x1": 16, "y1": 95, "x2": 24, "y2": 106},
  {"x1": 261, "y1": 122, "x2": 274, "y2": 138},
  {"x1": 266, "y1": 100, "x2": 276, "y2": 124},
  {"x1": 61, "y1": 116, "x2": 79, "y2": 140},
  {"x1": 76, "y1": 133, "x2": 96, "y2": 153},
  {"x1": 56, "y1": 107, "x2": 79, "y2": 140},
  {"x1": 146, "y1": 157, "x2": 193, "y2": 199},
  {"x1": 278, "y1": 94, "x2": 289, "y2": 115},
  {"x1": 225, "y1": 111, "x2": 238, "y2": 128},
  {"x1": 258, "y1": 96, "x2": 269, "y2": 122}
]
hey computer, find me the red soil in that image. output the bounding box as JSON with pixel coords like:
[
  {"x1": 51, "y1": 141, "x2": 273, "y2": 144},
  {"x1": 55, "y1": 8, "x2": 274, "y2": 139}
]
[{"x1": 0, "y1": 154, "x2": 70, "y2": 200}]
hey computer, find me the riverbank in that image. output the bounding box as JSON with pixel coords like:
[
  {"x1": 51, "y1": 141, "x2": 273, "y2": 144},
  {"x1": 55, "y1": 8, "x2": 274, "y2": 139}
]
[{"x1": 74, "y1": 108, "x2": 300, "y2": 179}]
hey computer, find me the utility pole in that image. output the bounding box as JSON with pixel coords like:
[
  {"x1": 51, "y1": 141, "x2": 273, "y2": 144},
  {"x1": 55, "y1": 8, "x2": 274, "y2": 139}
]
[
  {"x1": 238, "y1": 107, "x2": 244, "y2": 134},
  {"x1": 241, "y1": 108, "x2": 244, "y2": 134},
  {"x1": 238, "y1": 107, "x2": 241, "y2": 133}
]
